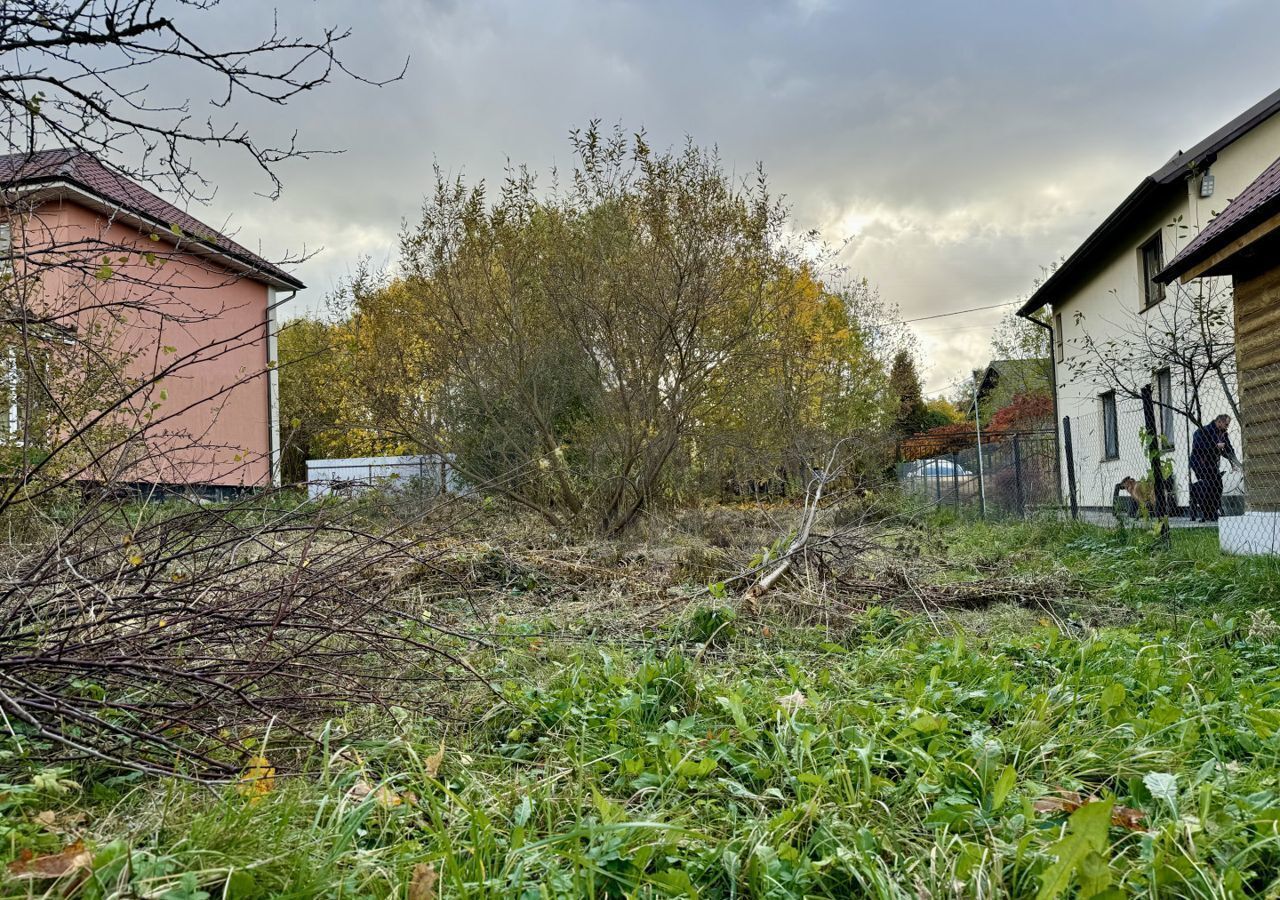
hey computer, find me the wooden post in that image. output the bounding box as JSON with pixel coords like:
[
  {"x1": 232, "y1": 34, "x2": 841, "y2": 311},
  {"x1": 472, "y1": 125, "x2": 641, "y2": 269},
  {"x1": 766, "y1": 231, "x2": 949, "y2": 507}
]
[{"x1": 1013, "y1": 433, "x2": 1025, "y2": 518}]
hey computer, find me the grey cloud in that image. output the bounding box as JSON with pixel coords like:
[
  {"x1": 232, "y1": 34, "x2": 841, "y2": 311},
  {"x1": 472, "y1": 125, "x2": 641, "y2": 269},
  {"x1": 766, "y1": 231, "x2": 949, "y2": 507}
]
[{"x1": 148, "y1": 0, "x2": 1280, "y2": 382}]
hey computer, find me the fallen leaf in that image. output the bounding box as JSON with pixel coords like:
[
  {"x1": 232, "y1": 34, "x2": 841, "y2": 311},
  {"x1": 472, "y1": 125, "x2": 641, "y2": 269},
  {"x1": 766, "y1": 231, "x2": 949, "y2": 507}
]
[
  {"x1": 1033, "y1": 791, "x2": 1088, "y2": 814},
  {"x1": 1110, "y1": 804, "x2": 1147, "y2": 831},
  {"x1": 349, "y1": 779, "x2": 402, "y2": 808},
  {"x1": 776, "y1": 690, "x2": 807, "y2": 713},
  {"x1": 408, "y1": 862, "x2": 438, "y2": 900},
  {"x1": 236, "y1": 755, "x2": 275, "y2": 801},
  {"x1": 1033, "y1": 791, "x2": 1147, "y2": 831},
  {"x1": 424, "y1": 740, "x2": 445, "y2": 778},
  {"x1": 7, "y1": 841, "x2": 91, "y2": 880}
]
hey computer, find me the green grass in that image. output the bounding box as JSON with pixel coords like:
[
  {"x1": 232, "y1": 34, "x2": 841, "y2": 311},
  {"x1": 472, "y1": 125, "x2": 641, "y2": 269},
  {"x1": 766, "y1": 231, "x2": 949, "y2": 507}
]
[
  {"x1": 939, "y1": 514, "x2": 1280, "y2": 612},
  {"x1": 6, "y1": 517, "x2": 1280, "y2": 898}
]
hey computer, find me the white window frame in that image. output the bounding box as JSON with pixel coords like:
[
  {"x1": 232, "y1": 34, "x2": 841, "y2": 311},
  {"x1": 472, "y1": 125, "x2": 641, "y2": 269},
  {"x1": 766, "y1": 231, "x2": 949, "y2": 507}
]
[
  {"x1": 1154, "y1": 367, "x2": 1175, "y2": 442},
  {"x1": 3, "y1": 347, "x2": 18, "y2": 441}
]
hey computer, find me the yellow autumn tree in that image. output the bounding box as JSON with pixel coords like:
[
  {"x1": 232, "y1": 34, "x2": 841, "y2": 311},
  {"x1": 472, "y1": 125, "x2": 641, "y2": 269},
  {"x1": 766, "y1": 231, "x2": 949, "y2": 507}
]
[{"x1": 700, "y1": 266, "x2": 893, "y2": 494}]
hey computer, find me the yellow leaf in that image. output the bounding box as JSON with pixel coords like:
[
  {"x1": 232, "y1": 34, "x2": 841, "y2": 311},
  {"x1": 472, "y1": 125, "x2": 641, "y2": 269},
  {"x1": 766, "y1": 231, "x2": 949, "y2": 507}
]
[
  {"x1": 237, "y1": 755, "x2": 275, "y2": 802},
  {"x1": 128, "y1": 554, "x2": 143, "y2": 566},
  {"x1": 424, "y1": 740, "x2": 445, "y2": 778},
  {"x1": 408, "y1": 862, "x2": 438, "y2": 900}
]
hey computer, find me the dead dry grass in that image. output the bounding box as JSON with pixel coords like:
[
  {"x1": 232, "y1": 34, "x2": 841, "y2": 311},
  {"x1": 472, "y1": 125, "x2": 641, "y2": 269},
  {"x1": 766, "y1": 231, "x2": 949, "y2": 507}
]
[{"x1": 382, "y1": 494, "x2": 1096, "y2": 644}]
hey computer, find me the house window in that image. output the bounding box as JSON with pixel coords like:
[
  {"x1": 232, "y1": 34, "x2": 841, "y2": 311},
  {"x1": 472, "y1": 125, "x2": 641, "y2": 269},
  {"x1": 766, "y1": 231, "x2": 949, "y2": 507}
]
[
  {"x1": 1139, "y1": 233, "x2": 1165, "y2": 310},
  {"x1": 0, "y1": 222, "x2": 11, "y2": 276},
  {"x1": 1053, "y1": 312, "x2": 1064, "y2": 362},
  {"x1": 1, "y1": 347, "x2": 18, "y2": 441},
  {"x1": 1101, "y1": 390, "x2": 1119, "y2": 460},
  {"x1": 1154, "y1": 367, "x2": 1175, "y2": 442}
]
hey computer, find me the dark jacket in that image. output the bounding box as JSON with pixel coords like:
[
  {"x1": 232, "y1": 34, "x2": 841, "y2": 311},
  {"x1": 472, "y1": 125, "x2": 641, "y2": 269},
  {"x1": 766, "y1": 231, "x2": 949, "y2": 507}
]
[{"x1": 1190, "y1": 422, "x2": 1237, "y2": 477}]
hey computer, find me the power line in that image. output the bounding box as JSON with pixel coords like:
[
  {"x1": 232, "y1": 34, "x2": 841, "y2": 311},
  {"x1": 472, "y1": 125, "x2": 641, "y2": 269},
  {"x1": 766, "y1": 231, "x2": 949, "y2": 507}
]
[
  {"x1": 902, "y1": 300, "x2": 1017, "y2": 324},
  {"x1": 922, "y1": 375, "x2": 972, "y2": 396}
]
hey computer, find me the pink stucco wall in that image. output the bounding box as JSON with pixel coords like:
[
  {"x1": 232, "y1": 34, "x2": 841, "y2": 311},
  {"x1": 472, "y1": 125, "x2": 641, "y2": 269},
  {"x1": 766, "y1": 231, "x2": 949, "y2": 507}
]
[{"x1": 21, "y1": 198, "x2": 273, "y2": 488}]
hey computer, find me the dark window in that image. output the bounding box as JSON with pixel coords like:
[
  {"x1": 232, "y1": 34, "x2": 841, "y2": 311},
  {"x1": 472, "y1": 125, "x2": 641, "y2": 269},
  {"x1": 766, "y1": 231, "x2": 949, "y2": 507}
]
[
  {"x1": 1101, "y1": 390, "x2": 1119, "y2": 460},
  {"x1": 1155, "y1": 368, "x2": 1175, "y2": 441},
  {"x1": 1139, "y1": 233, "x2": 1165, "y2": 310},
  {"x1": 0, "y1": 348, "x2": 14, "y2": 441},
  {"x1": 1053, "y1": 312, "x2": 1064, "y2": 362}
]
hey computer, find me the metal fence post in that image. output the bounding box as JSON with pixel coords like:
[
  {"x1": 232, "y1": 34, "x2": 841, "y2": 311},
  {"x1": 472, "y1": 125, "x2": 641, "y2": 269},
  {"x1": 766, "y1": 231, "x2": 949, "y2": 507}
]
[
  {"x1": 971, "y1": 373, "x2": 987, "y2": 518},
  {"x1": 1141, "y1": 385, "x2": 1172, "y2": 544},
  {"x1": 1062, "y1": 416, "x2": 1079, "y2": 520}
]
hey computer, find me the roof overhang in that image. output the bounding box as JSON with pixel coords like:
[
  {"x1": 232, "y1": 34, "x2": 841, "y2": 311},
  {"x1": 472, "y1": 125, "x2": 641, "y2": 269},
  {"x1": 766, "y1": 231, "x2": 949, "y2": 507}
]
[
  {"x1": 1016, "y1": 87, "x2": 1280, "y2": 319},
  {"x1": 1162, "y1": 206, "x2": 1280, "y2": 283},
  {"x1": 3, "y1": 178, "x2": 305, "y2": 291}
]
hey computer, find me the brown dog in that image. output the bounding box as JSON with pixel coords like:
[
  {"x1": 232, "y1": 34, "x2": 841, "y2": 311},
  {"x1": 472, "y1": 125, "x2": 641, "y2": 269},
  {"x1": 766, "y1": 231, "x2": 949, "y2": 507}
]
[{"x1": 1120, "y1": 476, "x2": 1155, "y2": 517}]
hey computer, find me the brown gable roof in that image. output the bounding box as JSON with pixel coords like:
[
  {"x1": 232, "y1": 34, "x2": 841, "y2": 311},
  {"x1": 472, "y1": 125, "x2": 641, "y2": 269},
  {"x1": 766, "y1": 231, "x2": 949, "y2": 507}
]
[
  {"x1": 1157, "y1": 153, "x2": 1280, "y2": 283},
  {"x1": 0, "y1": 149, "x2": 304, "y2": 290},
  {"x1": 1016, "y1": 87, "x2": 1280, "y2": 318}
]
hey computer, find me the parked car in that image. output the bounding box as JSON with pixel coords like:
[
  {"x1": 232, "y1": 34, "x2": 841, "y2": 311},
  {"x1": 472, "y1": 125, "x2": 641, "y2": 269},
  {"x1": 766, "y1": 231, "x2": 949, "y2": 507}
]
[
  {"x1": 904, "y1": 458, "x2": 972, "y2": 480},
  {"x1": 901, "y1": 457, "x2": 978, "y2": 501}
]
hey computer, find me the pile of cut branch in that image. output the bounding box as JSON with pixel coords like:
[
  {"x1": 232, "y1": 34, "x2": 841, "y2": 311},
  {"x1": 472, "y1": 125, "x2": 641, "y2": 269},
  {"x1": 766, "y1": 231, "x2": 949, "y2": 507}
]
[{"x1": 0, "y1": 490, "x2": 488, "y2": 779}]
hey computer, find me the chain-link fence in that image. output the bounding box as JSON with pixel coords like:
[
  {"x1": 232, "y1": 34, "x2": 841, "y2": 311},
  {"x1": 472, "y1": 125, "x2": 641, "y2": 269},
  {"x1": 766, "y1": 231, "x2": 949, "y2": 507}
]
[
  {"x1": 1057, "y1": 381, "x2": 1280, "y2": 552},
  {"x1": 896, "y1": 429, "x2": 1059, "y2": 519},
  {"x1": 894, "y1": 367, "x2": 1280, "y2": 558}
]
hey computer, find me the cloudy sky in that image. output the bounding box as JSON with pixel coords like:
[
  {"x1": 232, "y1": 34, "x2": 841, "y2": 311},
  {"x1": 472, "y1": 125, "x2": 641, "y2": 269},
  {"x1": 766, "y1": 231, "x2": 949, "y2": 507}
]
[{"x1": 180, "y1": 0, "x2": 1280, "y2": 395}]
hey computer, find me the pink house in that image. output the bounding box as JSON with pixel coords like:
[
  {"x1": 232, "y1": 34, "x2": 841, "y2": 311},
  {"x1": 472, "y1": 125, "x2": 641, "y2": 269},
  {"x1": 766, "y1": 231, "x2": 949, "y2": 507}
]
[{"x1": 0, "y1": 150, "x2": 304, "y2": 493}]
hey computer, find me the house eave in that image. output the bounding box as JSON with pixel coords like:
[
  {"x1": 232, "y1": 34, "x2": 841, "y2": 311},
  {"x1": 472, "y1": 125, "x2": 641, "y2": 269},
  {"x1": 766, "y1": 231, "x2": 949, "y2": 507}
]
[
  {"x1": 1017, "y1": 86, "x2": 1280, "y2": 319},
  {"x1": 4, "y1": 178, "x2": 306, "y2": 291},
  {"x1": 1016, "y1": 178, "x2": 1163, "y2": 318}
]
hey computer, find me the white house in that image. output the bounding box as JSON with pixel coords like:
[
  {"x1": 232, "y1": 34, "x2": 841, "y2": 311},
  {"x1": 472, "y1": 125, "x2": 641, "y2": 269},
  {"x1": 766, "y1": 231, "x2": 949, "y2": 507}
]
[{"x1": 1017, "y1": 89, "x2": 1280, "y2": 517}]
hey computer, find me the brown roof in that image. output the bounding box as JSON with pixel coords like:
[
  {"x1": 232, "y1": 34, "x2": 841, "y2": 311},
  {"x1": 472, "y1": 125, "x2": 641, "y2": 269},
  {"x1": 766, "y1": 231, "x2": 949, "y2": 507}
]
[
  {"x1": 1158, "y1": 153, "x2": 1280, "y2": 282},
  {"x1": 0, "y1": 149, "x2": 304, "y2": 290},
  {"x1": 1016, "y1": 87, "x2": 1280, "y2": 317}
]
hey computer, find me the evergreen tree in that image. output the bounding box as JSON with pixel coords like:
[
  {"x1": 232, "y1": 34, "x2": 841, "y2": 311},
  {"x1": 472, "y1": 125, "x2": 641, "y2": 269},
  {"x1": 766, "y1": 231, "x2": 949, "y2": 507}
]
[{"x1": 889, "y1": 350, "x2": 929, "y2": 436}]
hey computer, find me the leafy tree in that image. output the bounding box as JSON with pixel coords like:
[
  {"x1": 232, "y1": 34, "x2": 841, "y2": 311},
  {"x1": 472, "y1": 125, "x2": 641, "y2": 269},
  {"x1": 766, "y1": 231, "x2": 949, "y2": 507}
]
[
  {"x1": 317, "y1": 128, "x2": 896, "y2": 530},
  {"x1": 919, "y1": 396, "x2": 965, "y2": 430},
  {"x1": 990, "y1": 306, "x2": 1051, "y2": 363},
  {"x1": 989, "y1": 392, "x2": 1054, "y2": 434},
  {"x1": 699, "y1": 267, "x2": 893, "y2": 493},
  {"x1": 339, "y1": 127, "x2": 806, "y2": 533},
  {"x1": 277, "y1": 316, "x2": 347, "y2": 482}
]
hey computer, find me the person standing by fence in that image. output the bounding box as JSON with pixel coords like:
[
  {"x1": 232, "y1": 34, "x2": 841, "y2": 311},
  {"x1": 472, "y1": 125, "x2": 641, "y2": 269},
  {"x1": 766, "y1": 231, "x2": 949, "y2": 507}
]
[{"x1": 1190, "y1": 415, "x2": 1241, "y2": 522}]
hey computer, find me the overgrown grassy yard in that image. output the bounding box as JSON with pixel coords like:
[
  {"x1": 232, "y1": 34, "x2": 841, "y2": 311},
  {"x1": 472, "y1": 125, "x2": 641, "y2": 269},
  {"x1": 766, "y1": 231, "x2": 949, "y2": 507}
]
[{"x1": 6, "y1": 510, "x2": 1280, "y2": 898}]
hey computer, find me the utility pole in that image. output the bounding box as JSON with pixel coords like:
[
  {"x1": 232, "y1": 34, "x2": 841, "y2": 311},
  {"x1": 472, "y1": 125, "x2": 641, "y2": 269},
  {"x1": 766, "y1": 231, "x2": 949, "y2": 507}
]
[{"x1": 972, "y1": 372, "x2": 987, "y2": 518}]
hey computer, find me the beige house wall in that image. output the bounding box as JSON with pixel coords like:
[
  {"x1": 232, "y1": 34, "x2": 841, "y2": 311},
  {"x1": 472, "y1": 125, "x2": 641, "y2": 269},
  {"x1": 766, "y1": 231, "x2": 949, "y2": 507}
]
[{"x1": 1051, "y1": 113, "x2": 1280, "y2": 509}]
